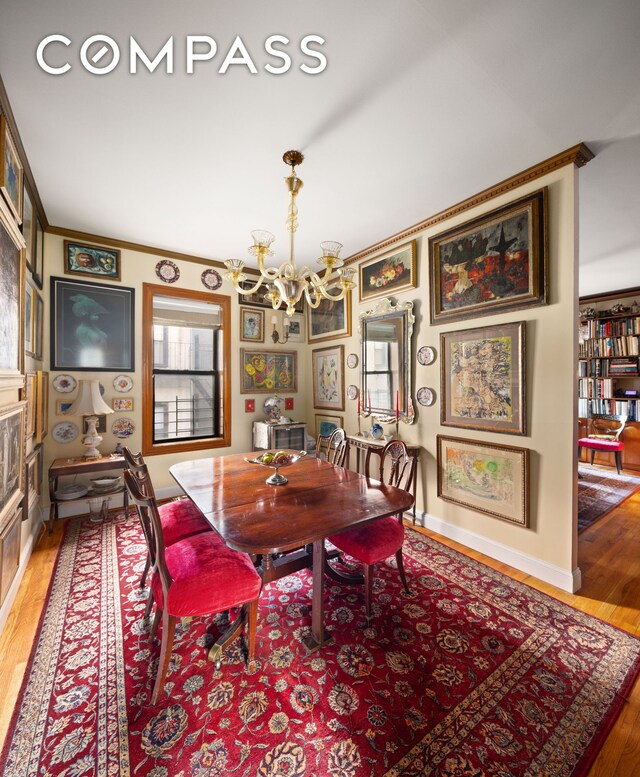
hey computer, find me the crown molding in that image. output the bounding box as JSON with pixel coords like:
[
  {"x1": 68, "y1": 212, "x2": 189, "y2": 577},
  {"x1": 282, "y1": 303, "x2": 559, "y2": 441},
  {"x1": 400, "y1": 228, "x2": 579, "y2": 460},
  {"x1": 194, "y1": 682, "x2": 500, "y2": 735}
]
[{"x1": 345, "y1": 142, "x2": 594, "y2": 265}]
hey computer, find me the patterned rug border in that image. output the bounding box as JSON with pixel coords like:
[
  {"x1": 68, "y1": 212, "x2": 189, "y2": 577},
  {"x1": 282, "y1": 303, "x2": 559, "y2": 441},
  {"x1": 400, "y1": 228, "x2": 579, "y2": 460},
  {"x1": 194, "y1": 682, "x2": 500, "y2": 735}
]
[
  {"x1": 578, "y1": 464, "x2": 640, "y2": 533},
  {"x1": 2, "y1": 514, "x2": 640, "y2": 777}
]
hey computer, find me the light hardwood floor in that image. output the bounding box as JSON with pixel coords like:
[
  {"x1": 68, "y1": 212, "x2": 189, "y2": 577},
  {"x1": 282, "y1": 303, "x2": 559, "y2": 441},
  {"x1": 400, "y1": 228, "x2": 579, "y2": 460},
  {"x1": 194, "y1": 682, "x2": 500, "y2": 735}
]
[{"x1": 1, "y1": 489, "x2": 639, "y2": 774}]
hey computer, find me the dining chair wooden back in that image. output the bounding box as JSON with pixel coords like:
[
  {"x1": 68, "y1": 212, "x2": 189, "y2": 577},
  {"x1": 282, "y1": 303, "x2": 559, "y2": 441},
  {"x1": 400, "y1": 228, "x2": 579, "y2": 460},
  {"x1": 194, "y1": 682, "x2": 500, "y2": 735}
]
[
  {"x1": 326, "y1": 428, "x2": 348, "y2": 467},
  {"x1": 124, "y1": 469, "x2": 262, "y2": 704},
  {"x1": 328, "y1": 439, "x2": 414, "y2": 618}
]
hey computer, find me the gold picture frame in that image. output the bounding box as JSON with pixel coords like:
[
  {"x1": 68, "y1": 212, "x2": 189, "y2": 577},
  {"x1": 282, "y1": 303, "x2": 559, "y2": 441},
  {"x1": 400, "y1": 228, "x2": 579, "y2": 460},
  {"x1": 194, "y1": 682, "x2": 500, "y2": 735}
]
[
  {"x1": 312, "y1": 345, "x2": 345, "y2": 411},
  {"x1": 359, "y1": 241, "x2": 416, "y2": 302},
  {"x1": 239, "y1": 307, "x2": 265, "y2": 342},
  {"x1": 0, "y1": 116, "x2": 23, "y2": 223}
]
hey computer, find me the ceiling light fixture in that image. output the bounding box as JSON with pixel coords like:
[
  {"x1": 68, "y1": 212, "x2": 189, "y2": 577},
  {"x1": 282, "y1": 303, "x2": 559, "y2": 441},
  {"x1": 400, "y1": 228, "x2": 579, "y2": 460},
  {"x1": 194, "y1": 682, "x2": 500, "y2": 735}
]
[{"x1": 225, "y1": 150, "x2": 356, "y2": 316}]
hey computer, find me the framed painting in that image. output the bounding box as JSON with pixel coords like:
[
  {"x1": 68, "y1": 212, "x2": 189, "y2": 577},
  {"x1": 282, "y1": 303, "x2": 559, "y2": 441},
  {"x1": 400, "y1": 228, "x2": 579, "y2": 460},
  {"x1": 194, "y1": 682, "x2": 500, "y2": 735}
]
[
  {"x1": 0, "y1": 203, "x2": 24, "y2": 389},
  {"x1": 36, "y1": 370, "x2": 49, "y2": 444},
  {"x1": 22, "y1": 183, "x2": 35, "y2": 271},
  {"x1": 33, "y1": 216, "x2": 44, "y2": 289},
  {"x1": 0, "y1": 402, "x2": 26, "y2": 528},
  {"x1": 312, "y1": 345, "x2": 345, "y2": 411},
  {"x1": 24, "y1": 280, "x2": 34, "y2": 356},
  {"x1": 429, "y1": 188, "x2": 548, "y2": 324},
  {"x1": 51, "y1": 277, "x2": 135, "y2": 371},
  {"x1": 33, "y1": 291, "x2": 44, "y2": 360},
  {"x1": 238, "y1": 279, "x2": 304, "y2": 313},
  {"x1": 56, "y1": 399, "x2": 73, "y2": 415},
  {"x1": 240, "y1": 349, "x2": 297, "y2": 394},
  {"x1": 24, "y1": 372, "x2": 38, "y2": 438},
  {"x1": 286, "y1": 313, "x2": 305, "y2": 343},
  {"x1": 315, "y1": 413, "x2": 343, "y2": 438},
  {"x1": 308, "y1": 292, "x2": 351, "y2": 342},
  {"x1": 0, "y1": 116, "x2": 23, "y2": 223},
  {"x1": 437, "y1": 435, "x2": 529, "y2": 527},
  {"x1": 359, "y1": 241, "x2": 416, "y2": 302},
  {"x1": 23, "y1": 446, "x2": 41, "y2": 521},
  {"x1": 64, "y1": 240, "x2": 121, "y2": 281},
  {"x1": 239, "y1": 306, "x2": 265, "y2": 342},
  {"x1": 112, "y1": 397, "x2": 134, "y2": 412},
  {"x1": 441, "y1": 321, "x2": 526, "y2": 435}
]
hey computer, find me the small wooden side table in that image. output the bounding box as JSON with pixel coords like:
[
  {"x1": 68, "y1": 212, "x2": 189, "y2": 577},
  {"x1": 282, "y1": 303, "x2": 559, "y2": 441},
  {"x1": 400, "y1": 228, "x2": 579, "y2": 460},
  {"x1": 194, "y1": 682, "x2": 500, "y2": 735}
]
[
  {"x1": 48, "y1": 454, "x2": 129, "y2": 534},
  {"x1": 346, "y1": 435, "x2": 421, "y2": 522}
]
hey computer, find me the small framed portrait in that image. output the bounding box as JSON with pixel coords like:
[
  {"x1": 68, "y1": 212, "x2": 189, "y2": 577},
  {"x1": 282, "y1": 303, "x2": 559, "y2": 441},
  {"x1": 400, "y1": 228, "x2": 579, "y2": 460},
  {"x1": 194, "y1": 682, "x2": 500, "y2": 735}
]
[
  {"x1": 240, "y1": 307, "x2": 265, "y2": 342},
  {"x1": 286, "y1": 313, "x2": 305, "y2": 343},
  {"x1": 64, "y1": 240, "x2": 121, "y2": 281},
  {"x1": 359, "y1": 241, "x2": 416, "y2": 302}
]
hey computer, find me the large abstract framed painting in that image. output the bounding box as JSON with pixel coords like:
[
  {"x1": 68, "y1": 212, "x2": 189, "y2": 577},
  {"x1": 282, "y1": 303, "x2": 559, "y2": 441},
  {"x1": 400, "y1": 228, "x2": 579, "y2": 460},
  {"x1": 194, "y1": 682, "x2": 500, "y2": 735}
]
[
  {"x1": 359, "y1": 241, "x2": 416, "y2": 302},
  {"x1": 64, "y1": 240, "x2": 121, "y2": 281},
  {"x1": 429, "y1": 188, "x2": 547, "y2": 324},
  {"x1": 51, "y1": 277, "x2": 135, "y2": 371},
  {"x1": 0, "y1": 402, "x2": 26, "y2": 529},
  {"x1": 308, "y1": 293, "x2": 351, "y2": 342},
  {"x1": 0, "y1": 204, "x2": 24, "y2": 389},
  {"x1": 240, "y1": 349, "x2": 297, "y2": 393},
  {"x1": 0, "y1": 116, "x2": 22, "y2": 223},
  {"x1": 441, "y1": 321, "x2": 526, "y2": 435},
  {"x1": 437, "y1": 435, "x2": 529, "y2": 526},
  {"x1": 312, "y1": 345, "x2": 345, "y2": 411}
]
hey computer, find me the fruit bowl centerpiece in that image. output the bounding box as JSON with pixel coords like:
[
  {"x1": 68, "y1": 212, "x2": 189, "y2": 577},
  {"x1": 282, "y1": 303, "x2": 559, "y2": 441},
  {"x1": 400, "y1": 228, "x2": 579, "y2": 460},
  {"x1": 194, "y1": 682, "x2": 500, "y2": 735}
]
[{"x1": 245, "y1": 449, "x2": 307, "y2": 485}]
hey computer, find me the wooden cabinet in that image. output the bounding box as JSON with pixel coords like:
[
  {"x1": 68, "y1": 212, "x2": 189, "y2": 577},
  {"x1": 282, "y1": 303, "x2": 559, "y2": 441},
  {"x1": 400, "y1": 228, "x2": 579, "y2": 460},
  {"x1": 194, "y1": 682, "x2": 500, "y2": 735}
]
[{"x1": 579, "y1": 290, "x2": 640, "y2": 473}]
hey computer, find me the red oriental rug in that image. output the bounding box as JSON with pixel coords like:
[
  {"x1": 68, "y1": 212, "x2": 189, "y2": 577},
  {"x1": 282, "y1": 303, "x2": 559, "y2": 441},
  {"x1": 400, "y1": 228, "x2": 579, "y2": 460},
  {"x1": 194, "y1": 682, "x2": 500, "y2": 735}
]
[{"x1": 2, "y1": 513, "x2": 639, "y2": 777}]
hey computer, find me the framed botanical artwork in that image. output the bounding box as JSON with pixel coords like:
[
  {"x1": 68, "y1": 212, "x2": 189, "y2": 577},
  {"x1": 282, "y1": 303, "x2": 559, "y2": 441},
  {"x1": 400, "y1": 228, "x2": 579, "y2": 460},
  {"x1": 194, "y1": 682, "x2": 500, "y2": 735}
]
[
  {"x1": 238, "y1": 279, "x2": 304, "y2": 313},
  {"x1": 24, "y1": 280, "x2": 34, "y2": 356},
  {"x1": 112, "y1": 397, "x2": 134, "y2": 412},
  {"x1": 64, "y1": 240, "x2": 121, "y2": 281},
  {"x1": 312, "y1": 345, "x2": 345, "y2": 411},
  {"x1": 33, "y1": 216, "x2": 44, "y2": 289},
  {"x1": 240, "y1": 349, "x2": 297, "y2": 394},
  {"x1": 286, "y1": 313, "x2": 305, "y2": 343},
  {"x1": 429, "y1": 188, "x2": 548, "y2": 324},
  {"x1": 33, "y1": 291, "x2": 44, "y2": 360},
  {"x1": 0, "y1": 116, "x2": 23, "y2": 223},
  {"x1": 0, "y1": 203, "x2": 24, "y2": 389},
  {"x1": 437, "y1": 435, "x2": 530, "y2": 527},
  {"x1": 359, "y1": 241, "x2": 416, "y2": 302},
  {"x1": 441, "y1": 321, "x2": 525, "y2": 435},
  {"x1": 239, "y1": 306, "x2": 265, "y2": 342},
  {"x1": 315, "y1": 413, "x2": 344, "y2": 438},
  {"x1": 36, "y1": 370, "x2": 49, "y2": 444},
  {"x1": 22, "y1": 183, "x2": 35, "y2": 271},
  {"x1": 51, "y1": 277, "x2": 135, "y2": 371},
  {"x1": 308, "y1": 293, "x2": 351, "y2": 342},
  {"x1": 0, "y1": 402, "x2": 26, "y2": 529}
]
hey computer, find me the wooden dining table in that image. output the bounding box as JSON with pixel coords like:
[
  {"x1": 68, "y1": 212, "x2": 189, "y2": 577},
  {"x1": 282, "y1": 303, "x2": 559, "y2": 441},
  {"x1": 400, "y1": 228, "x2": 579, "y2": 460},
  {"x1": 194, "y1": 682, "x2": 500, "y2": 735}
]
[{"x1": 169, "y1": 451, "x2": 414, "y2": 653}]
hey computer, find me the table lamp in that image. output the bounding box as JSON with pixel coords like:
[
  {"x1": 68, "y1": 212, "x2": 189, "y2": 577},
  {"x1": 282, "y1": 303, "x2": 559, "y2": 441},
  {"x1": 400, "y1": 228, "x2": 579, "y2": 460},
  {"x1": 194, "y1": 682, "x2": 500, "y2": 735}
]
[{"x1": 66, "y1": 379, "x2": 114, "y2": 459}]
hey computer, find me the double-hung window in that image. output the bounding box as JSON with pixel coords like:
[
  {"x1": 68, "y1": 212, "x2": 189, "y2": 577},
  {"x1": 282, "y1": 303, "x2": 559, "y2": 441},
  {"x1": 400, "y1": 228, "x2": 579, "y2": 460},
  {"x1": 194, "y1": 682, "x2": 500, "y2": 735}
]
[{"x1": 143, "y1": 284, "x2": 230, "y2": 455}]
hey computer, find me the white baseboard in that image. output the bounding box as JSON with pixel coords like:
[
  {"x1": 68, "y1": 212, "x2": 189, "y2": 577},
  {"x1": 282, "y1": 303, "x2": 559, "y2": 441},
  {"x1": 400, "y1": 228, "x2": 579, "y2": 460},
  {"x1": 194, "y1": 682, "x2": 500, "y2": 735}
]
[
  {"x1": 416, "y1": 511, "x2": 582, "y2": 594},
  {"x1": 0, "y1": 514, "x2": 39, "y2": 637}
]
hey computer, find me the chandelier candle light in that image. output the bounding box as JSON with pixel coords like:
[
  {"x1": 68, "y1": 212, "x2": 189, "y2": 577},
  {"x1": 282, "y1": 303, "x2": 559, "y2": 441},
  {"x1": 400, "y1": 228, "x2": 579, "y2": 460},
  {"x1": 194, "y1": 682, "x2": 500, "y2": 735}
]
[
  {"x1": 225, "y1": 150, "x2": 356, "y2": 315},
  {"x1": 66, "y1": 379, "x2": 114, "y2": 459}
]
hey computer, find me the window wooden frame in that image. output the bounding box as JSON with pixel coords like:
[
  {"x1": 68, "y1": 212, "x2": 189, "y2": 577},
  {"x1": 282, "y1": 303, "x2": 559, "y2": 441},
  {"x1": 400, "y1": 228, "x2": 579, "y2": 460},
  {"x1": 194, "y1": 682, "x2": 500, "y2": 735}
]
[{"x1": 142, "y1": 283, "x2": 231, "y2": 456}]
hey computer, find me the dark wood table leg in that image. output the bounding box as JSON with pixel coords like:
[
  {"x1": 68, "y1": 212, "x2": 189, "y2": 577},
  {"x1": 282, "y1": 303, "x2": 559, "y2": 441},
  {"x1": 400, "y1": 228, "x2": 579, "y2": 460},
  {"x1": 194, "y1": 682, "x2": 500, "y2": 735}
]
[{"x1": 303, "y1": 539, "x2": 333, "y2": 653}]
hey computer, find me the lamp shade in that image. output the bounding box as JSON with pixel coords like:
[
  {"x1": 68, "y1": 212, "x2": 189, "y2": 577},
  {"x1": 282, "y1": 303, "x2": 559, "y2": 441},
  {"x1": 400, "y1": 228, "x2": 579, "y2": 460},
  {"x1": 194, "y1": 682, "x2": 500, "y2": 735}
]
[{"x1": 67, "y1": 380, "x2": 114, "y2": 417}]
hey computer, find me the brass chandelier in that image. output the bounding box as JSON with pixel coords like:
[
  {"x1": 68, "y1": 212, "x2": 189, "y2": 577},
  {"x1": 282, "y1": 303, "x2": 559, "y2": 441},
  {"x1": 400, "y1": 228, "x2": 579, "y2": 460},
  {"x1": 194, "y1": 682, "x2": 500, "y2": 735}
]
[{"x1": 224, "y1": 150, "x2": 356, "y2": 316}]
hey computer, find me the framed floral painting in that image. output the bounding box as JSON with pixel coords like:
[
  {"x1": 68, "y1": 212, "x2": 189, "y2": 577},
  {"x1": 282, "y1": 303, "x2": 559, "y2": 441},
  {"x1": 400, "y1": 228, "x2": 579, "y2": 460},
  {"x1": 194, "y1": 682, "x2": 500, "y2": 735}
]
[
  {"x1": 240, "y1": 349, "x2": 297, "y2": 394},
  {"x1": 359, "y1": 241, "x2": 416, "y2": 302},
  {"x1": 312, "y1": 345, "x2": 344, "y2": 411}
]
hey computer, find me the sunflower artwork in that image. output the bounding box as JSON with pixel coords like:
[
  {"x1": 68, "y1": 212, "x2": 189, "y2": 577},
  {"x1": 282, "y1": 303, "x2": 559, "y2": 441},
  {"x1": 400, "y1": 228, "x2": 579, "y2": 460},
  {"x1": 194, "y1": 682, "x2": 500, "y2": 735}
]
[{"x1": 240, "y1": 349, "x2": 297, "y2": 394}]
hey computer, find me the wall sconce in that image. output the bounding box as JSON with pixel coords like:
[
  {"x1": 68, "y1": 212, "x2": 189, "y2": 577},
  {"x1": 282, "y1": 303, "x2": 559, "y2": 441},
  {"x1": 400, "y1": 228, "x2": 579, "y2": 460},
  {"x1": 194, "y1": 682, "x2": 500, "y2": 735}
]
[{"x1": 271, "y1": 314, "x2": 290, "y2": 344}]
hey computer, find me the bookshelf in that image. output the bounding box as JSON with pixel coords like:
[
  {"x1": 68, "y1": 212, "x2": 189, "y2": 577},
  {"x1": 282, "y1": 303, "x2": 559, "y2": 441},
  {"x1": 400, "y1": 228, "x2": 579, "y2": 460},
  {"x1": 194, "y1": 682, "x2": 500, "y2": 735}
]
[{"x1": 578, "y1": 289, "x2": 640, "y2": 473}]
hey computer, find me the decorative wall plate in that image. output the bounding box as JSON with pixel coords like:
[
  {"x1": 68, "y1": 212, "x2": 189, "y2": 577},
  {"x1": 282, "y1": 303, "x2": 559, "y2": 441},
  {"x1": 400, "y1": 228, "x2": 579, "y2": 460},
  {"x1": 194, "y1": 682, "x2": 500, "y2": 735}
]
[
  {"x1": 53, "y1": 374, "x2": 77, "y2": 393},
  {"x1": 417, "y1": 346, "x2": 436, "y2": 366},
  {"x1": 346, "y1": 384, "x2": 359, "y2": 400},
  {"x1": 113, "y1": 375, "x2": 133, "y2": 393},
  {"x1": 416, "y1": 387, "x2": 435, "y2": 406},
  {"x1": 346, "y1": 353, "x2": 359, "y2": 369},
  {"x1": 112, "y1": 418, "x2": 135, "y2": 438},
  {"x1": 155, "y1": 259, "x2": 180, "y2": 283},
  {"x1": 52, "y1": 421, "x2": 79, "y2": 443},
  {"x1": 201, "y1": 268, "x2": 222, "y2": 290}
]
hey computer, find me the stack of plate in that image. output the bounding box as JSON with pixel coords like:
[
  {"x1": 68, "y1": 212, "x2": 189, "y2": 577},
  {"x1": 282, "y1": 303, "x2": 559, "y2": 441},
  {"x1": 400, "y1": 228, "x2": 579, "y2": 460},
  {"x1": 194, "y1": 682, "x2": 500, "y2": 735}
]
[
  {"x1": 90, "y1": 476, "x2": 122, "y2": 494},
  {"x1": 55, "y1": 483, "x2": 89, "y2": 501}
]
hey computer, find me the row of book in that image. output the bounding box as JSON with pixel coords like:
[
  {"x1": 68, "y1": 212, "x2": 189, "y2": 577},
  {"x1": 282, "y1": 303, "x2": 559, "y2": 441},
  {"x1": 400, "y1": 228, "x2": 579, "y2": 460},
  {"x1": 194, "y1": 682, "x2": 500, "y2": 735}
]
[
  {"x1": 578, "y1": 397, "x2": 639, "y2": 421},
  {"x1": 578, "y1": 378, "x2": 614, "y2": 398},
  {"x1": 583, "y1": 316, "x2": 640, "y2": 338},
  {"x1": 578, "y1": 358, "x2": 640, "y2": 377},
  {"x1": 578, "y1": 336, "x2": 640, "y2": 358}
]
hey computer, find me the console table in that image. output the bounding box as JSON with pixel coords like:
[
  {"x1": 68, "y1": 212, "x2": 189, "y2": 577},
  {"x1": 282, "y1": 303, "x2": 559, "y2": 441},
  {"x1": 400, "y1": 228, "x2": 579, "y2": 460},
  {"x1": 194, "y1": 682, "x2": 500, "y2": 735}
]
[
  {"x1": 48, "y1": 454, "x2": 129, "y2": 534},
  {"x1": 346, "y1": 435, "x2": 420, "y2": 522}
]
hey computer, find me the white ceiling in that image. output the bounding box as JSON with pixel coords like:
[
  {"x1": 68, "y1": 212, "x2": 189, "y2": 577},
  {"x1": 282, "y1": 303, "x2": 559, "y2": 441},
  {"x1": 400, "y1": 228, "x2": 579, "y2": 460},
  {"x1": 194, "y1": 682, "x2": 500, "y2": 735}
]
[{"x1": 1, "y1": 0, "x2": 639, "y2": 297}]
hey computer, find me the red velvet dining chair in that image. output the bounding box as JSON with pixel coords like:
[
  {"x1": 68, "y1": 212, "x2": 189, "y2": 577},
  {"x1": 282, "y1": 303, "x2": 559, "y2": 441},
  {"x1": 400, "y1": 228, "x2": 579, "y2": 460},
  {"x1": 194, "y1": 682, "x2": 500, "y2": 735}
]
[
  {"x1": 327, "y1": 439, "x2": 414, "y2": 618},
  {"x1": 124, "y1": 469, "x2": 262, "y2": 705},
  {"x1": 122, "y1": 448, "x2": 211, "y2": 590}
]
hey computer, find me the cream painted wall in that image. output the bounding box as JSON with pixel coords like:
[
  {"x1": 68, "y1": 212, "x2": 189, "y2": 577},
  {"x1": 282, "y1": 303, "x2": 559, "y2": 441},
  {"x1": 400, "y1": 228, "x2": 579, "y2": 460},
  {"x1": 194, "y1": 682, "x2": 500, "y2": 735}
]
[
  {"x1": 302, "y1": 164, "x2": 579, "y2": 582},
  {"x1": 41, "y1": 234, "x2": 311, "y2": 498}
]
